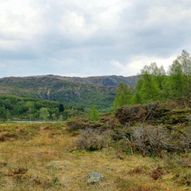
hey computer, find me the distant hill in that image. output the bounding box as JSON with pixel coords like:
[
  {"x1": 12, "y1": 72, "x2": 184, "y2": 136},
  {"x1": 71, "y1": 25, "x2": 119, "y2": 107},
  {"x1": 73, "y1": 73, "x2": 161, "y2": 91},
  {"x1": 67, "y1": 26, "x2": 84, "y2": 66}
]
[{"x1": 0, "y1": 75, "x2": 139, "y2": 110}]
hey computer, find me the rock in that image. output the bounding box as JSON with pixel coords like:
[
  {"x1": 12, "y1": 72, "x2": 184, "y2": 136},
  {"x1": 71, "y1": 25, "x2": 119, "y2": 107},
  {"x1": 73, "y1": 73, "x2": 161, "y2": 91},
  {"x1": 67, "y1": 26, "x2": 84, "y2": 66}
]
[{"x1": 87, "y1": 172, "x2": 104, "y2": 184}]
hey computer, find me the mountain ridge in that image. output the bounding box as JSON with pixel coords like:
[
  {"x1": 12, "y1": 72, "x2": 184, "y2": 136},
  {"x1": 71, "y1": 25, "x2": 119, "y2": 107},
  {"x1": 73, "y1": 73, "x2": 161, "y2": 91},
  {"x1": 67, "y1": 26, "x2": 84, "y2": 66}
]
[
  {"x1": 0, "y1": 75, "x2": 139, "y2": 110},
  {"x1": 0, "y1": 74, "x2": 138, "y2": 86}
]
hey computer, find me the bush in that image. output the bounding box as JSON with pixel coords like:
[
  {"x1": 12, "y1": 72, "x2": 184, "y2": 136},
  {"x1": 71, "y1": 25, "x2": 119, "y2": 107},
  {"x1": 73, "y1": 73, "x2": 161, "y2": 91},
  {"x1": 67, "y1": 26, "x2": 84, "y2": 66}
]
[
  {"x1": 67, "y1": 116, "x2": 118, "y2": 133},
  {"x1": 75, "y1": 128, "x2": 112, "y2": 151},
  {"x1": 178, "y1": 126, "x2": 191, "y2": 152},
  {"x1": 66, "y1": 118, "x2": 89, "y2": 132},
  {"x1": 163, "y1": 126, "x2": 191, "y2": 153},
  {"x1": 115, "y1": 101, "x2": 191, "y2": 125},
  {"x1": 150, "y1": 166, "x2": 164, "y2": 180},
  {"x1": 131, "y1": 126, "x2": 170, "y2": 156},
  {"x1": 175, "y1": 172, "x2": 191, "y2": 186}
]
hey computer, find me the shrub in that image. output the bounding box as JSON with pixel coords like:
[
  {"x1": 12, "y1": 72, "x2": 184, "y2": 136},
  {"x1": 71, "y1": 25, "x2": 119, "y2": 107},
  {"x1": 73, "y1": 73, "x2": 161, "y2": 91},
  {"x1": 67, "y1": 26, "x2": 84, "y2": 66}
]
[
  {"x1": 150, "y1": 166, "x2": 164, "y2": 180},
  {"x1": 67, "y1": 116, "x2": 116, "y2": 133},
  {"x1": 66, "y1": 117, "x2": 89, "y2": 132},
  {"x1": 131, "y1": 126, "x2": 170, "y2": 156},
  {"x1": 164, "y1": 126, "x2": 191, "y2": 153},
  {"x1": 75, "y1": 128, "x2": 112, "y2": 151},
  {"x1": 178, "y1": 126, "x2": 191, "y2": 152},
  {"x1": 0, "y1": 132, "x2": 17, "y2": 142},
  {"x1": 175, "y1": 172, "x2": 191, "y2": 186}
]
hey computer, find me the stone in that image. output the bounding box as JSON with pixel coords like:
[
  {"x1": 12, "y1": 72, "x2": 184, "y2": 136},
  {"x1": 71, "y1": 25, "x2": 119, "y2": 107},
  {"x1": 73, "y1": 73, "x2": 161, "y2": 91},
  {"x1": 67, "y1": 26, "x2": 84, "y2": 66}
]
[{"x1": 87, "y1": 172, "x2": 104, "y2": 184}]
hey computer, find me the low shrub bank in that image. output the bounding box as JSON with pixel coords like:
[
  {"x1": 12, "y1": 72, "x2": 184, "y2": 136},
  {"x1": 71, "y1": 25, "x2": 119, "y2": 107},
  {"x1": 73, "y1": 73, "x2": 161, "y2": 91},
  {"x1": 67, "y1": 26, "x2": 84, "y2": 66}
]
[
  {"x1": 67, "y1": 103, "x2": 191, "y2": 156},
  {"x1": 115, "y1": 101, "x2": 191, "y2": 125}
]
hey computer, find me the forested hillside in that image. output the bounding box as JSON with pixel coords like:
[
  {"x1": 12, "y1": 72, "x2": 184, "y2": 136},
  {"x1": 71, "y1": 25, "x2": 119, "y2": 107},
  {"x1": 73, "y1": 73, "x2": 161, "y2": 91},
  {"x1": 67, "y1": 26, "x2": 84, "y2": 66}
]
[{"x1": 0, "y1": 75, "x2": 138, "y2": 110}]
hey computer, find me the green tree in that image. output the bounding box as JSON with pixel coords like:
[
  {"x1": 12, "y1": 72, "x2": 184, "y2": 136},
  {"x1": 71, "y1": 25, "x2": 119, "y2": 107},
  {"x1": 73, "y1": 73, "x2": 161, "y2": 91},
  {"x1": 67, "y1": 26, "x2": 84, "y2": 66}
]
[
  {"x1": 136, "y1": 72, "x2": 159, "y2": 103},
  {"x1": 88, "y1": 106, "x2": 100, "y2": 121},
  {"x1": 39, "y1": 107, "x2": 50, "y2": 121},
  {"x1": 25, "y1": 101, "x2": 34, "y2": 121},
  {"x1": 134, "y1": 63, "x2": 167, "y2": 103},
  {"x1": 0, "y1": 108, "x2": 9, "y2": 121},
  {"x1": 114, "y1": 50, "x2": 191, "y2": 106},
  {"x1": 172, "y1": 50, "x2": 191, "y2": 97},
  {"x1": 113, "y1": 83, "x2": 133, "y2": 109},
  {"x1": 169, "y1": 60, "x2": 184, "y2": 98},
  {"x1": 132, "y1": 81, "x2": 143, "y2": 104}
]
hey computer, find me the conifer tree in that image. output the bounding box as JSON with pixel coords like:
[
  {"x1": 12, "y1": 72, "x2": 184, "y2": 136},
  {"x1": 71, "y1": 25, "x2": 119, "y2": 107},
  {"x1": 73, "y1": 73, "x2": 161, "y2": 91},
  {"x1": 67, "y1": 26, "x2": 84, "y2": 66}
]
[
  {"x1": 113, "y1": 83, "x2": 133, "y2": 109},
  {"x1": 89, "y1": 106, "x2": 100, "y2": 121}
]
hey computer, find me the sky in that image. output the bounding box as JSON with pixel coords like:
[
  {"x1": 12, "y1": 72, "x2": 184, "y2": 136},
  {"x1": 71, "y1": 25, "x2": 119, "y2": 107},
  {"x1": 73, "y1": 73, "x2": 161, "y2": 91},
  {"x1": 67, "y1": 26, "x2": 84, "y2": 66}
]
[{"x1": 0, "y1": 0, "x2": 191, "y2": 77}]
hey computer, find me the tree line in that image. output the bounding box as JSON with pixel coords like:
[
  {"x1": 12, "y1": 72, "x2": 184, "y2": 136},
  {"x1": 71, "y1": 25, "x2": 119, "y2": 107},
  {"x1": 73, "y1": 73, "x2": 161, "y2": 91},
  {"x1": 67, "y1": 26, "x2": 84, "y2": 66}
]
[
  {"x1": 113, "y1": 50, "x2": 191, "y2": 108},
  {"x1": 0, "y1": 96, "x2": 68, "y2": 121}
]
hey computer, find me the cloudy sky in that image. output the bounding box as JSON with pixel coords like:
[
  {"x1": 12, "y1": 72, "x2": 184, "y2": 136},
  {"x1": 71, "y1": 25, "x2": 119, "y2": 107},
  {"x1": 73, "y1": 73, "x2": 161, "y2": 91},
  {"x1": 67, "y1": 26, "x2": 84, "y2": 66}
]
[{"x1": 0, "y1": 0, "x2": 191, "y2": 77}]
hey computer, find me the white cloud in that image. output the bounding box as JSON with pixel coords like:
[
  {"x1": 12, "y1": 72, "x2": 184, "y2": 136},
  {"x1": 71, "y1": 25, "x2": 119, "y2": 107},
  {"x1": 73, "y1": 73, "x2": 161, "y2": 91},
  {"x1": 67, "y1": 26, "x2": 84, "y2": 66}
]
[
  {"x1": 0, "y1": 0, "x2": 191, "y2": 77},
  {"x1": 111, "y1": 55, "x2": 176, "y2": 76},
  {"x1": 0, "y1": 0, "x2": 44, "y2": 49},
  {"x1": 58, "y1": 0, "x2": 128, "y2": 40},
  {"x1": 59, "y1": 11, "x2": 96, "y2": 39}
]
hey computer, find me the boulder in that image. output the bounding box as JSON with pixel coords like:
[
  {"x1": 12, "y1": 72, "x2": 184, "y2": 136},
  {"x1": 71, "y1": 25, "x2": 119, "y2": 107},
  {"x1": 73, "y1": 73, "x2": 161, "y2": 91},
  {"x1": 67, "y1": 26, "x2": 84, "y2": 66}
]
[{"x1": 87, "y1": 172, "x2": 104, "y2": 184}]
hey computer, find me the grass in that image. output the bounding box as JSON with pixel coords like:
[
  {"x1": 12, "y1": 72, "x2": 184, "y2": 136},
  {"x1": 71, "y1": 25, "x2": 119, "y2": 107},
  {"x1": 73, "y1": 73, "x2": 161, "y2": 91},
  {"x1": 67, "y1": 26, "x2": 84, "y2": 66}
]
[{"x1": 0, "y1": 123, "x2": 190, "y2": 191}]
